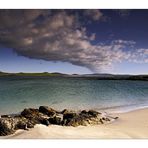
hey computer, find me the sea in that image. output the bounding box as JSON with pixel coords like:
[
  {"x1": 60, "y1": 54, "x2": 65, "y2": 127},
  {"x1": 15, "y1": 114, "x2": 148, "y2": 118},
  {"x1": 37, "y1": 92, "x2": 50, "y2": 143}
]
[{"x1": 0, "y1": 76, "x2": 148, "y2": 115}]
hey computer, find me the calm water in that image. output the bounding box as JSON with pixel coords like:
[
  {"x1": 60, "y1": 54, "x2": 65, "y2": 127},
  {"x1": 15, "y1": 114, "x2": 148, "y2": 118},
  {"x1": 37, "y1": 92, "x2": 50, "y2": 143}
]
[{"x1": 0, "y1": 76, "x2": 148, "y2": 114}]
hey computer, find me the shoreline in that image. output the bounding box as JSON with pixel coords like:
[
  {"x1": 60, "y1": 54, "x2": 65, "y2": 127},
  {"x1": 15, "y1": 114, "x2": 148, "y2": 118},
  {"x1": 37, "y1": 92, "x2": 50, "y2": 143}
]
[
  {"x1": 1, "y1": 102, "x2": 148, "y2": 116},
  {"x1": 99, "y1": 104, "x2": 148, "y2": 114},
  {"x1": 1, "y1": 107, "x2": 148, "y2": 139}
]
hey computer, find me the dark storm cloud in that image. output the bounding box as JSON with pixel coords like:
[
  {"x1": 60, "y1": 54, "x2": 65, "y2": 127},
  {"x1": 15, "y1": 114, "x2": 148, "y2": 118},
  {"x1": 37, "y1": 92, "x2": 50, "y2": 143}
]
[{"x1": 0, "y1": 10, "x2": 147, "y2": 72}]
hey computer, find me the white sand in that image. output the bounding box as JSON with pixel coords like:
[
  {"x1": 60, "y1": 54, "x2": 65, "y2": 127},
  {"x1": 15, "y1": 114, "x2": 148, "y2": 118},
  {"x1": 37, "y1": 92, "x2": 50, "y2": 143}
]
[{"x1": 1, "y1": 108, "x2": 148, "y2": 139}]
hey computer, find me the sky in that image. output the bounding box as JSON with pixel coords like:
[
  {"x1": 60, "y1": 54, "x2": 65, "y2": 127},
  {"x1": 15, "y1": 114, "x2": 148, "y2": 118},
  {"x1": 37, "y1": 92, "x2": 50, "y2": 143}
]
[{"x1": 0, "y1": 9, "x2": 147, "y2": 74}]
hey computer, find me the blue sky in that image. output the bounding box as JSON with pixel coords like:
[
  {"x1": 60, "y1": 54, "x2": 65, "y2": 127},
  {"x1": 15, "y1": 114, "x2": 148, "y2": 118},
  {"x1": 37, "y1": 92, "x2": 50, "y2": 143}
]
[
  {"x1": 0, "y1": 10, "x2": 147, "y2": 74},
  {"x1": 0, "y1": 47, "x2": 92, "y2": 74}
]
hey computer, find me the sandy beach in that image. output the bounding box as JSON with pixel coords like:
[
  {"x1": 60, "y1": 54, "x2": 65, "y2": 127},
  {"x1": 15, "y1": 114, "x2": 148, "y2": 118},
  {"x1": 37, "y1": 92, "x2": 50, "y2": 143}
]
[{"x1": 1, "y1": 108, "x2": 148, "y2": 139}]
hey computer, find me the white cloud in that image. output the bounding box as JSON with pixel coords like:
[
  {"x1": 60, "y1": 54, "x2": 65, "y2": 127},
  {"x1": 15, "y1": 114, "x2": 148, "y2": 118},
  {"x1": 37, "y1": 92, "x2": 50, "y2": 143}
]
[{"x1": 0, "y1": 10, "x2": 147, "y2": 72}]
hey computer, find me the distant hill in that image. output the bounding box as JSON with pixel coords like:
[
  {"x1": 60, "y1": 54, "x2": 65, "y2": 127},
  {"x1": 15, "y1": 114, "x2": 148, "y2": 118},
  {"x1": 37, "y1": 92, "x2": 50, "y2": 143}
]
[
  {"x1": 0, "y1": 71, "x2": 147, "y2": 80},
  {"x1": 0, "y1": 71, "x2": 9, "y2": 76},
  {"x1": 80, "y1": 73, "x2": 148, "y2": 81},
  {"x1": 0, "y1": 71, "x2": 68, "y2": 77}
]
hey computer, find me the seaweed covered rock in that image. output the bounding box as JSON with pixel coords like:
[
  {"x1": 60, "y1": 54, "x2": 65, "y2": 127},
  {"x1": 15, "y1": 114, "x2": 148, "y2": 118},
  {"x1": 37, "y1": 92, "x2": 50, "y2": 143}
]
[{"x1": 39, "y1": 106, "x2": 56, "y2": 117}]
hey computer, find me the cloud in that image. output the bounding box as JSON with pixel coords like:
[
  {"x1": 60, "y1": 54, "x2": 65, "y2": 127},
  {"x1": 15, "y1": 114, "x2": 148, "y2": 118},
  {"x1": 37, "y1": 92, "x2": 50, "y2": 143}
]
[
  {"x1": 129, "y1": 48, "x2": 148, "y2": 63},
  {"x1": 83, "y1": 9, "x2": 103, "y2": 21},
  {"x1": 0, "y1": 10, "x2": 147, "y2": 72}
]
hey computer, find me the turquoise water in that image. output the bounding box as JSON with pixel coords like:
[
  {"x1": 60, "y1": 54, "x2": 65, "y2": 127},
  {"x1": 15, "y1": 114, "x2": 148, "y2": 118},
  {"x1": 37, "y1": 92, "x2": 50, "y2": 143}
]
[{"x1": 0, "y1": 76, "x2": 148, "y2": 114}]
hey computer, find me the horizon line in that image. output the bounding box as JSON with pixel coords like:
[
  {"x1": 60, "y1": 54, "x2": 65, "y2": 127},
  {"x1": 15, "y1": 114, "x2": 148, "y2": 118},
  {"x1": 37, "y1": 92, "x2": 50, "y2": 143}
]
[{"x1": 0, "y1": 70, "x2": 147, "y2": 76}]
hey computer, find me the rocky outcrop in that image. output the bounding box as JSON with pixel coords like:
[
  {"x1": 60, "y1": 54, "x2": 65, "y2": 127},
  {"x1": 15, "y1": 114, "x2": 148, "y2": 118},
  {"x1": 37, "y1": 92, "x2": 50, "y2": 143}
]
[
  {"x1": 48, "y1": 116, "x2": 62, "y2": 125},
  {"x1": 13, "y1": 115, "x2": 35, "y2": 129},
  {"x1": 0, "y1": 115, "x2": 35, "y2": 136},
  {"x1": 0, "y1": 106, "x2": 119, "y2": 136},
  {"x1": 21, "y1": 108, "x2": 48, "y2": 124},
  {"x1": 0, "y1": 117, "x2": 16, "y2": 136},
  {"x1": 39, "y1": 106, "x2": 56, "y2": 117},
  {"x1": 63, "y1": 110, "x2": 103, "y2": 126}
]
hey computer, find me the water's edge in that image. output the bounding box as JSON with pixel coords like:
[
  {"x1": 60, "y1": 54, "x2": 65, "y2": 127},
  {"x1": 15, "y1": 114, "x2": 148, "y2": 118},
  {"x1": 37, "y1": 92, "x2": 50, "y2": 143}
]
[{"x1": 1, "y1": 104, "x2": 148, "y2": 116}]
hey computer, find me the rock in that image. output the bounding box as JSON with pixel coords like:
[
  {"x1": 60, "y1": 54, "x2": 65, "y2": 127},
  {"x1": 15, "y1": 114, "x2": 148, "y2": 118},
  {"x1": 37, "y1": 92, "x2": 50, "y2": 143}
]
[
  {"x1": 13, "y1": 115, "x2": 35, "y2": 129},
  {"x1": 13, "y1": 116, "x2": 28, "y2": 130},
  {"x1": 39, "y1": 106, "x2": 56, "y2": 117},
  {"x1": 0, "y1": 118, "x2": 15, "y2": 136},
  {"x1": 62, "y1": 110, "x2": 102, "y2": 127},
  {"x1": 80, "y1": 110, "x2": 88, "y2": 115},
  {"x1": 21, "y1": 108, "x2": 39, "y2": 118},
  {"x1": 100, "y1": 119, "x2": 104, "y2": 124},
  {"x1": 102, "y1": 117, "x2": 110, "y2": 122},
  {"x1": 0, "y1": 115, "x2": 36, "y2": 136},
  {"x1": 80, "y1": 110, "x2": 101, "y2": 117},
  {"x1": 15, "y1": 121, "x2": 27, "y2": 130},
  {"x1": 1, "y1": 115, "x2": 11, "y2": 118},
  {"x1": 25, "y1": 120, "x2": 35, "y2": 128},
  {"x1": 60, "y1": 109, "x2": 77, "y2": 125},
  {"x1": 65, "y1": 114, "x2": 101, "y2": 127},
  {"x1": 0, "y1": 107, "x2": 118, "y2": 136},
  {"x1": 88, "y1": 110, "x2": 101, "y2": 117},
  {"x1": 61, "y1": 109, "x2": 69, "y2": 114},
  {"x1": 63, "y1": 112, "x2": 77, "y2": 120},
  {"x1": 48, "y1": 116, "x2": 62, "y2": 125},
  {"x1": 114, "y1": 117, "x2": 119, "y2": 120},
  {"x1": 21, "y1": 108, "x2": 46, "y2": 124},
  {"x1": 65, "y1": 116, "x2": 88, "y2": 127},
  {"x1": 40, "y1": 119, "x2": 50, "y2": 126},
  {"x1": 62, "y1": 111, "x2": 78, "y2": 125}
]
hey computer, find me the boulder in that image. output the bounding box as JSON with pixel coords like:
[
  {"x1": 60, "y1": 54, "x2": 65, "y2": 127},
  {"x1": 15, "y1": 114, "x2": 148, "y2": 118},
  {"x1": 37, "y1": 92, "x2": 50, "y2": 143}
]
[
  {"x1": 80, "y1": 110, "x2": 88, "y2": 115},
  {"x1": 0, "y1": 115, "x2": 36, "y2": 136},
  {"x1": 61, "y1": 109, "x2": 69, "y2": 114},
  {"x1": 48, "y1": 116, "x2": 62, "y2": 125},
  {"x1": 39, "y1": 106, "x2": 56, "y2": 117},
  {"x1": 0, "y1": 118, "x2": 15, "y2": 136},
  {"x1": 102, "y1": 117, "x2": 110, "y2": 122},
  {"x1": 40, "y1": 118, "x2": 50, "y2": 126},
  {"x1": 1, "y1": 115, "x2": 11, "y2": 118},
  {"x1": 21, "y1": 108, "x2": 47, "y2": 124},
  {"x1": 63, "y1": 112, "x2": 77, "y2": 120},
  {"x1": 65, "y1": 116, "x2": 88, "y2": 127},
  {"x1": 61, "y1": 109, "x2": 79, "y2": 125},
  {"x1": 13, "y1": 115, "x2": 35, "y2": 129},
  {"x1": 80, "y1": 110, "x2": 101, "y2": 117},
  {"x1": 114, "y1": 117, "x2": 119, "y2": 120},
  {"x1": 88, "y1": 110, "x2": 101, "y2": 117},
  {"x1": 63, "y1": 110, "x2": 102, "y2": 127}
]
